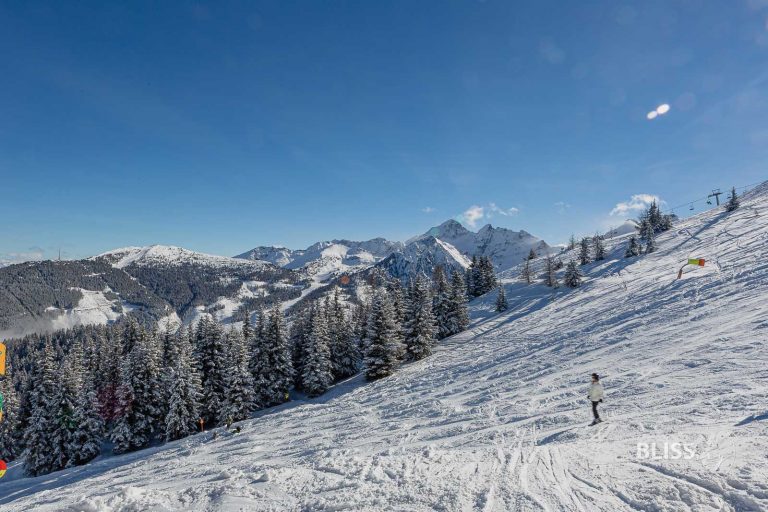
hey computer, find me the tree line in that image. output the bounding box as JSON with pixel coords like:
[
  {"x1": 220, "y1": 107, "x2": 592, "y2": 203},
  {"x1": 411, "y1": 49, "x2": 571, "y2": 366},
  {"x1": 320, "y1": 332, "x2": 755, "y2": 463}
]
[{"x1": 1, "y1": 264, "x2": 479, "y2": 477}]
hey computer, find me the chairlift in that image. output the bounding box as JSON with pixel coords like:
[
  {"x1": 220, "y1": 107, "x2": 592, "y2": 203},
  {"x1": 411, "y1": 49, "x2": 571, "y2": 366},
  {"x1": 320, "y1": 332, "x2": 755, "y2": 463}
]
[
  {"x1": 707, "y1": 199, "x2": 712, "y2": 205},
  {"x1": 689, "y1": 203, "x2": 694, "y2": 211}
]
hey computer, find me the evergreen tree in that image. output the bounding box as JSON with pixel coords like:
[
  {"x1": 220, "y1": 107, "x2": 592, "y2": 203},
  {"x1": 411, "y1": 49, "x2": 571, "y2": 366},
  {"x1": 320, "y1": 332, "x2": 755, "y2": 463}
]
[
  {"x1": 520, "y1": 257, "x2": 533, "y2": 285},
  {"x1": 495, "y1": 286, "x2": 509, "y2": 312},
  {"x1": 643, "y1": 221, "x2": 656, "y2": 253},
  {"x1": 258, "y1": 306, "x2": 294, "y2": 406},
  {"x1": 567, "y1": 235, "x2": 577, "y2": 251},
  {"x1": 624, "y1": 236, "x2": 641, "y2": 258},
  {"x1": 563, "y1": 260, "x2": 582, "y2": 288},
  {"x1": 404, "y1": 276, "x2": 437, "y2": 361},
  {"x1": 165, "y1": 331, "x2": 202, "y2": 441},
  {"x1": 579, "y1": 237, "x2": 591, "y2": 265},
  {"x1": 528, "y1": 248, "x2": 537, "y2": 261},
  {"x1": 328, "y1": 287, "x2": 360, "y2": 380},
  {"x1": 66, "y1": 371, "x2": 103, "y2": 467},
  {"x1": 111, "y1": 325, "x2": 163, "y2": 453},
  {"x1": 95, "y1": 328, "x2": 122, "y2": 425},
  {"x1": 593, "y1": 233, "x2": 606, "y2": 261},
  {"x1": 432, "y1": 266, "x2": 454, "y2": 340},
  {"x1": 23, "y1": 345, "x2": 59, "y2": 476},
  {"x1": 543, "y1": 255, "x2": 559, "y2": 288},
  {"x1": 221, "y1": 328, "x2": 255, "y2": 423},
  {"x1": 302, "y1": 303, "x2": 333, "y2": 397},
  {"x1": 659, "y1": 214, "x2": 674, "y2": 231},
  {"x1": 364, "y1": 288, "x2": 404, "y2": 380},
  {"x1": 725, "y1": 187, "x2": 740, "y2": 212},
  {"x1": 195, "y1": 317, "x2": 227, "y2": 426},
  {"x1": 648, "y1": 200, "x2": 663, "y2": 230},
  {"x1": 288, "y1": 308, "x2": 309, "y2": 391},
  {"x1": 466, "y1": 255, "x2": 479, "y2": 298},
  {"x1": 478, "y1": 257, "x2": 498, "y2": 295},
  {"x1": 0, "y1": 371, "x2": 19, "y2": 461},
  {"x1": 448, "y1": 269, "x2": 470, "y2": 335}
]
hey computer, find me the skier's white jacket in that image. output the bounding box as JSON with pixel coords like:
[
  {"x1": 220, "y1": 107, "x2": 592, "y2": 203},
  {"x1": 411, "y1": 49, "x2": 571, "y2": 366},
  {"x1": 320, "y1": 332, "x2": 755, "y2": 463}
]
[{"x1": 588, "y1": 382, "x2": 605, "y2": 401}]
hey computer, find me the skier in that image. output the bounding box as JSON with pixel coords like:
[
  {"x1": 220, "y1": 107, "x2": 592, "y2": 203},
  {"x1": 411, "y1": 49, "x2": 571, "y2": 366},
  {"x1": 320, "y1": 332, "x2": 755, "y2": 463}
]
[{"x1": 588, "y1": 373, "x2": 604, "y2": 426}]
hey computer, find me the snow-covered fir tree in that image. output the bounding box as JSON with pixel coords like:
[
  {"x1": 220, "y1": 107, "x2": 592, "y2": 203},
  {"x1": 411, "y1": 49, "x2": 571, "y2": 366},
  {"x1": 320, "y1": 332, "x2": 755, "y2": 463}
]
[
  {"x1": 528, "y1": 248, "x2": 537, "y2": 260},
  {"x1": 563, "y1": 260, "x2": 582, "y2": 288},
  {"x1": 543, "y1": 255, "x2": 559, "y2": 288},
  {"x1": 259, "y1": 306, "x2": 294, "y2": 406},
  {"x1": 164, "y1": 330, "x2": 202, "y2": 441},
  {"x1": 289, "y1": 307, "x2": 310, "y2": 391},
  {"x1": 66, "y1": 371, "x2": 103, "y2": 467},
  {"x1": 432, "y1": 265, "x2": 454, "y2": 340},
  {"x1": 302, "y1": 303, "x2": 333, "y2": 397},
  {"x1": 726, "y1": 187, "x2": 739, "y2": 212},
  {"x1": 643, "y1": 220, "x2": 656, "y2": 253},
  {"x1": 364, "y1": 288, "x2": 404, "y2": 380},
  {"x1": 194, "y1": 317, "x2": 228, "y2": 425},
  {"x1": 0, "y1": 370, "x2": 19, "y2": 461},
  {"x1": 579, "y1": 237, "x2": 591, "y2": 265},
  {"x1": 23, "y1": 345, "x2": 59, "y2": 476},
  {"x1": 95, "y1": 327, "x2": 123, "y2": 425},
  {"x1": 111, "y1": 324, "x2": 163, "y2": 453},
  {"x1": 481, "y1": 256, "x2": 498, "y2": 294},
  {"x1": 593, "y1": 233, "x2": 606, "y2": 261},
  {"x1": 520, "y1": 257, "x2": 533, "y2": 284},
  {"x1": 624, "y1": 236, "x2": 641, "y2": 258},
  {"x1": 47, "y1": 361, "x2": 77, "y2": 471},
  {"x1": 466, "y1": 255, "x2": 479, "y2": 297},
  {"x1": 221, "y1": 328, "x2": 256, "y2": 423},
  {"x1": 495, "y1": 286, "x2": 509, "y2": 312},
  {"x1": 447, "y1": 269, "x2": 470, "y2": 335},
  {"x1": 404, "y1": 275, "x2": 437, "y2": 361},
  {"x1": 328, "y1": 287, "x2": 360, "y2": 380},
  {"x1": 567, "y1": 235, "x2": 577, "y2": 251}
]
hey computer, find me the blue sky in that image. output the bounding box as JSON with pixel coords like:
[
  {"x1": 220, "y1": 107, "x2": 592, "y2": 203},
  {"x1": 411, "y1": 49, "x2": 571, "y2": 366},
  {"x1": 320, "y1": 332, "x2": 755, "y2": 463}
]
[{"x1": 1, "y1": 1, "x2": 767, "y2": 262}]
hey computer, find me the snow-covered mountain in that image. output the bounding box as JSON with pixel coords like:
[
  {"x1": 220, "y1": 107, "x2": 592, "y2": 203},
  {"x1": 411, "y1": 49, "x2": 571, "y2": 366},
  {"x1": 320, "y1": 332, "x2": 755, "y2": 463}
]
[
  {"x1": 414, "y1": 219, "x2": 553, "y2": 270},
  {"x1": 236, "y1": 238, "x2": 403, "y2": 281},
  {"x1": 0, "y1": 246, "x2": 306, "y2": 337},
  {"x1": 376, "y1": 236, "x2": 471, "y2": 280},
  {"x1": 97, "y1": 245, "x2": 271, "y2": 270},
  {"x1": 4, "y1": 184, "x2": 767, "y2": 511},
  {"x1": 93, "y1": 245, "x2": 305, "y2": 326},
  {"x1": 604, "y1": 219, "x2": 639, "y2": 239}
]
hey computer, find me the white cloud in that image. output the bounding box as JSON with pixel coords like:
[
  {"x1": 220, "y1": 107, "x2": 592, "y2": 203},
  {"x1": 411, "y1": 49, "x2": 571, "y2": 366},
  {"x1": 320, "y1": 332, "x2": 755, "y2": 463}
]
[
  {"x1": 460, "y1": 203, "x2": 519, "y2": 227},
  {"x1": 554, "y1": 201, "x2": 571, "y2": 214},
  {"x1": 461, "y1": 205, "x2": 485, "y2": 228},
  {"x1": 487, "y1": 203, "x2": 519, "y2": 217},
  {"x1": 421, "y1": 206, "x2": 436, "y2": 213},
  {"x1": 610, "y1": 194, "x2": 662, "y2": 216},
  {"x1": 0, "y1": 249, "x2": 45, "y2": 267}
]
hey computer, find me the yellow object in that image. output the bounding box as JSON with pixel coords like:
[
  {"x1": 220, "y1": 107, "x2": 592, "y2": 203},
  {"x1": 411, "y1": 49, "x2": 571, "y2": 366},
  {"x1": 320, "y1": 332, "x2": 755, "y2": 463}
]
[{"x1": 0, "y1": 342, "x2": 5, "y2": 376}]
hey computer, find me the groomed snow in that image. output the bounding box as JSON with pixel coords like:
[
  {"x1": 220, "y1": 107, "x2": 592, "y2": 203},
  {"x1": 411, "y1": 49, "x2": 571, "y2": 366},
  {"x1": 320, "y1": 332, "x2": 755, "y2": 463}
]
[{"x1": 2, "y1": 187, "x2": 768, "y2": 511}]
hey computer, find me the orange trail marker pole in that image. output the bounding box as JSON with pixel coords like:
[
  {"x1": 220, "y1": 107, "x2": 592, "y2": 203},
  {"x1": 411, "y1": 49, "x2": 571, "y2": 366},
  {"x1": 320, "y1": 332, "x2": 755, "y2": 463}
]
[{"x1": 0, "y1": 342, "x2": 6, "y2": 376}]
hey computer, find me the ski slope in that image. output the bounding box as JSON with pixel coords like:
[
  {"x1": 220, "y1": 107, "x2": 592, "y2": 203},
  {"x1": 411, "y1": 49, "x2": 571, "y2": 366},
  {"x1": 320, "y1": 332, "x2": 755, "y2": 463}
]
[{"x1": 2, "y1": 186, "x2": 768, "y2": 511}]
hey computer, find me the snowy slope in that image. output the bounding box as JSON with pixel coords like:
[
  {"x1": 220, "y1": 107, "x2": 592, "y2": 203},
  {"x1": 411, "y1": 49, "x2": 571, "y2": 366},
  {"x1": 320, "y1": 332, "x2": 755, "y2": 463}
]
[
  {"x1": 416, "y1": 219, "x2": 553, "y2": 270},
  {"x1": 3, "y1": 186, "x2": 768, "y2": 511}
]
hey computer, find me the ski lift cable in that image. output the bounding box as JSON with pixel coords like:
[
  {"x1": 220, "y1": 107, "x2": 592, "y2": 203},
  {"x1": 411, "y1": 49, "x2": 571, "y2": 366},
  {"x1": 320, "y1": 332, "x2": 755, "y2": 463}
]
[{"x1": 660, "y1": 181, "x2": 762, "y2": 215}]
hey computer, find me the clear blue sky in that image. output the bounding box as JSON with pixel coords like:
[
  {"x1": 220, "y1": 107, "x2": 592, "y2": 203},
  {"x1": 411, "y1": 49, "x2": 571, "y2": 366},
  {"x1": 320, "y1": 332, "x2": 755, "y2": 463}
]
[{"x1": 1, "y1": 1, "x2": 766, "y2": 262}]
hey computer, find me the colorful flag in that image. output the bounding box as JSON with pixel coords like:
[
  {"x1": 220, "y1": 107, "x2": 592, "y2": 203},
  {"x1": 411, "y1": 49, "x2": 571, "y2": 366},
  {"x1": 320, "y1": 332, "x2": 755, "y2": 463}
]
[
  {"x1": 687, "y1": 259, "x2": 705, "y2": 267},
  {"x1": 0, "y1": 460, "x2": 6, "y2": 478},
  {"x1": 0, "y1": 342, "x2": 5, "y2": 376}
]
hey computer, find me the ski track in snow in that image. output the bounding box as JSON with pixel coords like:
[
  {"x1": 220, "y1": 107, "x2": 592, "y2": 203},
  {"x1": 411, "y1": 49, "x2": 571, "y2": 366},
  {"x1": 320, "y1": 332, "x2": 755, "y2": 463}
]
[{"x1": 3, "y1": 189, "x2": 768, "y2": 511}]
